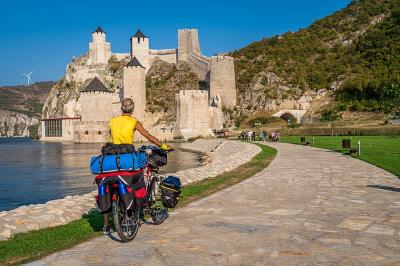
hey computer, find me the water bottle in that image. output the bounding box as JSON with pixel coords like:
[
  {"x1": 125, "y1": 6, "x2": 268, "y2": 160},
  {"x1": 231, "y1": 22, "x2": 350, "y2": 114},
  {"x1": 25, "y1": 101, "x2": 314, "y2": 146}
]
[
  {"x1": 98, "y1": 183, "x2": 106, "y2": 196},
  {"x1": 118, "y1": 181, "x2": 128, "y2": 195}
]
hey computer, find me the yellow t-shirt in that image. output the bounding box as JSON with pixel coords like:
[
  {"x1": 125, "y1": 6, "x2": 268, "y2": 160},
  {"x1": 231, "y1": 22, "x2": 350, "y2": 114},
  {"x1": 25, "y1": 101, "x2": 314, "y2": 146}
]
[{"x1": 109, "y1": 116, "x2": 137, "y2": 144}]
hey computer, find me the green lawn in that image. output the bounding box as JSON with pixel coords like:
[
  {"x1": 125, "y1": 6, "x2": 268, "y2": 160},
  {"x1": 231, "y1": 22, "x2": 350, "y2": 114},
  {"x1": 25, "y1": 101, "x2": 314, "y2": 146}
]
[
  {"x1": 281, "y1": 135, "x2": 400, "y2": 177},
  {"x1": 0, "y1": 143, "x2": 276, "y2": 266}
]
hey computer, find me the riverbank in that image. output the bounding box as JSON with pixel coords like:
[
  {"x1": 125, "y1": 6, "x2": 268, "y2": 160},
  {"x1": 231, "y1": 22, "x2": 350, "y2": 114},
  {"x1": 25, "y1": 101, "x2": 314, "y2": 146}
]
[
  {"x1": 0, "y1": 139, "x2": 199, "y2": 211},
  {"x1": 0, "y1": 139, "x2": 260, "y2": 241},
  {"x1": 0, "y1": 141, "x2": 273, "y2": 265}
]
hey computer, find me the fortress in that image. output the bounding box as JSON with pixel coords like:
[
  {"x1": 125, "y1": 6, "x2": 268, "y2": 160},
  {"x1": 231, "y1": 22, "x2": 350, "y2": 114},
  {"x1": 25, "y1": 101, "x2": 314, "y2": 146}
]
[{"x1": 40, "y1": 27, "x2": 237, "y2": 143}]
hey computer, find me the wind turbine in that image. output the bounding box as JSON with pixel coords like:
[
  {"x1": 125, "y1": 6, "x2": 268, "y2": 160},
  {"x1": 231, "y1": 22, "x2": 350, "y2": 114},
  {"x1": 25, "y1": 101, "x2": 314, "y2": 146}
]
[{"x1": 21, "y1": 71, "x2": 33, "y2": 85}]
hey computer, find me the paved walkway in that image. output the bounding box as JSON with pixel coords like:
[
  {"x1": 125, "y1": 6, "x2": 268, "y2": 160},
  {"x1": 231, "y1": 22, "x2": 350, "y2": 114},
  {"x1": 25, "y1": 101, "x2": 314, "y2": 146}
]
[{"x1": 29, "y1": 143, "x2": 400, "y2": 265}]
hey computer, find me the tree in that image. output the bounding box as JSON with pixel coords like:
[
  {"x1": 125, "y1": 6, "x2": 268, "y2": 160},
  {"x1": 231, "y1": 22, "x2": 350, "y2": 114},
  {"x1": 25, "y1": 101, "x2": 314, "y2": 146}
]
[
  {"x1": 320, "y1": 109, "x2": 341, "y2": 137},
  {"x1": 381, "y1": 83, "x2": 400, "y2": 117}
]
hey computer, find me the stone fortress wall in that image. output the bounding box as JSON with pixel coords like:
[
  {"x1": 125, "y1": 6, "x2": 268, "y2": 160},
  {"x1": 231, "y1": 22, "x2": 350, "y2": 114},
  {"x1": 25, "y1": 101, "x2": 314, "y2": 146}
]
[
  {"x1": 149, "y1": 49, "x2": 177, "y2": 64},
  {"x1": 177, "y1": 29, "x2": 211, "y2": 81},
  {"x1": 174, "y1": 90, "x2": 213, "y2": 139},
  {"x1": 73, "y1": 90, "x2": 120, "y2": 143},
  {"x1": 177, "y1": 29, "x2": 236, "y2": 107},
  {"x1": 40, "y1": 27, "x2": 237, "y2": 142}
]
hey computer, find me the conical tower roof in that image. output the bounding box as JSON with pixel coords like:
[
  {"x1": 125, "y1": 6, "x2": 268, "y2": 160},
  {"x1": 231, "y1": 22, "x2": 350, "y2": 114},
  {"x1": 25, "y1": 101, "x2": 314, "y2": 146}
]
[
  {"x1": 131, "y1": 29, "x2": 147, "y2": 38},
  {"x1": 93, "y1": 26, "x2": 105, "y2": 34},
  {"x1": 81, "y1": 77, "x2": 110, "y2": 92},
  {"x1": 126, "y1": 56, "x2": 145, "y2": 68}
]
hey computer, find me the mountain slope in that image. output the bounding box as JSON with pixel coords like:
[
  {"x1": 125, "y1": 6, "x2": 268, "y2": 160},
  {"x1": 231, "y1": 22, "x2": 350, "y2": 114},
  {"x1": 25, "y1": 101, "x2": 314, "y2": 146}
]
[
  {"x1": 0, "y1": 81, "x2": 54, "y2": 137},
  {"x1": 230, "y1": 0, "x2": 400, "y2": 117}
]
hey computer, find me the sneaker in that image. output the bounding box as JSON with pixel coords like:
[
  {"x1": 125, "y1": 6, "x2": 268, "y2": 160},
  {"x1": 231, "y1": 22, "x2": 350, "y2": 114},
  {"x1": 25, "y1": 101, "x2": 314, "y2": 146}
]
[{"x1": 103, "y1": 225, "x2": 112, "y2": 235}]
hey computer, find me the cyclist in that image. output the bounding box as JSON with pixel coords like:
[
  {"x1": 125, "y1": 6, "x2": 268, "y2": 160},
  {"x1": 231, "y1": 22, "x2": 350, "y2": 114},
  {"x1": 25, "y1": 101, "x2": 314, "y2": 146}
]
[{"x1": 103, "y1": 98, "x2": 172, "y2": 234}]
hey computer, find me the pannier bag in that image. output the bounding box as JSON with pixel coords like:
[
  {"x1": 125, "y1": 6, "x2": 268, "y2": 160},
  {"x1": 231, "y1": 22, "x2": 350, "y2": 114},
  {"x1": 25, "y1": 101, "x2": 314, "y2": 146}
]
[
  {"x1": 95, "y1": 171, "x2": 147, "y2": 211},
  {"x1": 101, "y1": 143, "x2": 135, "y2": 155},
  {"x1": 140, "y1": 145, "x2": 167, "y2": 167},
  {"x1": 117, "y1": 181, "x2": 135, "y2": 210},
  {"x1": 160, "y1": 176, "x2": 182, "y2": 208},
  {"x1": 97, "y1": 183, "x2": 111, "y2": 213},
  {"x1": 90, "y1": 152, "x2": 147, "y2": 174}
]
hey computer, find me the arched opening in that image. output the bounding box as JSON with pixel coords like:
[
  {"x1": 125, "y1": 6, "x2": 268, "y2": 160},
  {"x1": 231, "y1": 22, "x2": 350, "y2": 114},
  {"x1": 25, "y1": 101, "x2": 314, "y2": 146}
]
[{"x1": 280, "y1": 112, "x2": 297, "y2": 123}]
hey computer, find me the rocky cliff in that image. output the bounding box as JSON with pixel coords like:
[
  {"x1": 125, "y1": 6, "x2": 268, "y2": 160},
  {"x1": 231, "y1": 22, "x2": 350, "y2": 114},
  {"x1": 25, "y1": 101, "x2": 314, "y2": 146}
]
[{"x1": 0, "y1": 109, "x2": 39, "y2": 137}]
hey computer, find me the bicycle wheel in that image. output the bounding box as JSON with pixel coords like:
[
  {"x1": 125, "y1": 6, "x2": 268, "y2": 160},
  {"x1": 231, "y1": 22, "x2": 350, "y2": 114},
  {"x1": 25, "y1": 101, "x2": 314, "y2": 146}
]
[
  {"x1": 149, "y1": 176, "x2": 168, "y2": 225},
  {"x1": 113, "y1": 199, "x2": 139, "y2": 242}
]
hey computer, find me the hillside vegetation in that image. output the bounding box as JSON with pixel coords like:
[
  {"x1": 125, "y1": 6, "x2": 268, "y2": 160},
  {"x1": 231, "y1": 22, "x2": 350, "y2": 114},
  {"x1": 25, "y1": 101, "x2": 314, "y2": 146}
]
[
  {"x1": 231, "y1": 0, "x2": 400, "y2": 117},
  {"x1": 0, "y1": 82, "x2": 54, "y2": 137},
  {"x1": 0, "y1": 81, "x2": 54, "y2": 117}
]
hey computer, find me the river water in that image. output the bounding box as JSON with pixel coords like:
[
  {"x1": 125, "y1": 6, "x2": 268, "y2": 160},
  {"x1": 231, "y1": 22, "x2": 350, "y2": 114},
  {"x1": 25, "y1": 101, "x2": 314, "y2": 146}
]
[{"x1": 0, "y1": 138, "x2": 199, "y2": 211}]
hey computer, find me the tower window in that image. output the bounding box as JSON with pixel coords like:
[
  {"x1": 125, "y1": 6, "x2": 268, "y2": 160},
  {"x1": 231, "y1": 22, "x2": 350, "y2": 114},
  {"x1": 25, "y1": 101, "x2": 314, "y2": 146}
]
[{"x1": 138, "y1": 38, "x2": 140, "y2": 44}]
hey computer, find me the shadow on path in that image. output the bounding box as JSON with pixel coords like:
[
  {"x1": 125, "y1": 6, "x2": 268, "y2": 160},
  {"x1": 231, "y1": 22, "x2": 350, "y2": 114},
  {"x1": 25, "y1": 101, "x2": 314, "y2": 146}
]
[{"x1": 367, "y1": 184, "x2": 400, "y2": 193}]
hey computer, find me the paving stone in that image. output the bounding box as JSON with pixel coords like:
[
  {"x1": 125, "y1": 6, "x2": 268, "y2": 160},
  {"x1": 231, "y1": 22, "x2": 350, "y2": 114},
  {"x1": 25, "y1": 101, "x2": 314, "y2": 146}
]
[{"x1": 365, "y1": 225, "x2": 395, "y2": 235}]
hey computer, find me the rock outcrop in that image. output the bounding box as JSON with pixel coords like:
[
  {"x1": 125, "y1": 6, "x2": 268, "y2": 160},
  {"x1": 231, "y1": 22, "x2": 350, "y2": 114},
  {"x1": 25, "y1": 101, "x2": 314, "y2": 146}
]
[{"x1": 0, "y1": 109, "x2": 38, "y2": 137}]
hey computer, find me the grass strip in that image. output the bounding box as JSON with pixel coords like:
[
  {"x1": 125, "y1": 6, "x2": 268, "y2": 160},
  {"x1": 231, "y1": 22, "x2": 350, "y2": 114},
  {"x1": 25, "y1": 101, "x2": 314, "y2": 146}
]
[{"x1": 0, "y1": 143, "x2": 276, "y2": 266}]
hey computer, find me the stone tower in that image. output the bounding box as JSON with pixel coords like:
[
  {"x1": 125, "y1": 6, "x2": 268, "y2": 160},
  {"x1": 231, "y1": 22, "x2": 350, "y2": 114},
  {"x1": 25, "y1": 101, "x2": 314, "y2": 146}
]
[
  {"x1": 174, "y1": 90, "x2": 213, "y2": 140},
  {"x1": 123, "y1": 57, "x2": 146, "y2": 121},
  {"x1": 210, "y1": 55, "x2": 237, "y2": 107},
  {"x1": 130, "y1": 30, "x2": 150, "y2": 71},
  {"x1": 88, "y1": 27, "x2": 111, "y2": 65},
  {"x1": 177, "y1": 29, "x2": 201, "y2": 61}
]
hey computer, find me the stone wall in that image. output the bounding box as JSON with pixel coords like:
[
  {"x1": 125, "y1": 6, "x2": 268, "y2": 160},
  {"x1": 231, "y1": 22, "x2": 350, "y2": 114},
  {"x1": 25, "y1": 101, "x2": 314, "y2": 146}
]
[
  {"x1": 73, "y1": 121, "x2": 109, "y2": 143},
  {"x1": 78, "y1": 91, "x2": 118, "y2": 122},
  {"x1": 189, "y1": 53, "x2": 211, "y2": 81},
  {"x1": 174, "y1": 90, "x2": 213, "y2": 140},
  {"x1": 210, "y1": 55, "x2": 237, "y2": 107},
  {"x1": 88, "y1": 32, "x2": 111, "y2": 65},
  {"x1": 209, "y1": 106, "x2": 224, "y2": 130},
  {"x1": 149, "y1": 49, "x2": 177, "y2": 64},
  {"x1": 113, "y1": 53, "x2": 130, "y2": 61},
  {"x1": 177, "y1": 29, "x2": 211, "y2": 81},
  {"x1": 40, "y1": 118, "x2": 78, "y2": 142},
  {"x1": 123, "y1": 65, "x2": 146, "y2": 121},
  {"x1": 0, "y1": 140, "x2": 261, "y2": 240}
]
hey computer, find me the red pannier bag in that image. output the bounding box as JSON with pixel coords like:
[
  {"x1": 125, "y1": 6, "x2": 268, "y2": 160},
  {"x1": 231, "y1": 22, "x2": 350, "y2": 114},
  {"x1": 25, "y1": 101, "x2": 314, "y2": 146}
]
[{"x1": 95, "y1": 170, "x2": 147, "y2": 212}]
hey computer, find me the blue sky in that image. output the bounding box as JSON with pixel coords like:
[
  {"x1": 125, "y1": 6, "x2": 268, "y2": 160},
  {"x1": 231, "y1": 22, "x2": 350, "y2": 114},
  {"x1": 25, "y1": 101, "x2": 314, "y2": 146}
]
[{"x1": 0, "y1": 0, "x2": 351, "y2": 86}]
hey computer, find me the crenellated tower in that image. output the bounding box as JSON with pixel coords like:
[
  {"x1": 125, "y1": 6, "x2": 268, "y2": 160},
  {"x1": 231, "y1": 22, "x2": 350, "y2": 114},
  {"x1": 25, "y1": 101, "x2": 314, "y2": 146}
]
[
  {"x1": 210, "y1": 55, "x2": 237, "y2": 107},
  {"x1": 177, "y1": 29, "x2": 201, "y2": 61},
  {"x1": 88, "y1": 27, "x2": 111, "y2": 65}
]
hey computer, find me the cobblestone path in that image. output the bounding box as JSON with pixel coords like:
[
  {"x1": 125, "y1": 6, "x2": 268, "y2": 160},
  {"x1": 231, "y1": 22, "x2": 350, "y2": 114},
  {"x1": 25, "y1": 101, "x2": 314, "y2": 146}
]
[{"x1": 29, "y1": 143, "x2": 400, "y2": 265}]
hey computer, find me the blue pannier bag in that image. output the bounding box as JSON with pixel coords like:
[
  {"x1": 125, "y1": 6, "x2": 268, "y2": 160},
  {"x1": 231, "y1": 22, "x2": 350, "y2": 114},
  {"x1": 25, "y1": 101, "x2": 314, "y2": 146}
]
[
  {"x1": 159, "y1": 176, "x2": 182, "y2": 208},
  {"x1": 90, "y1": 152, "x2": 147, "y2": 174}
]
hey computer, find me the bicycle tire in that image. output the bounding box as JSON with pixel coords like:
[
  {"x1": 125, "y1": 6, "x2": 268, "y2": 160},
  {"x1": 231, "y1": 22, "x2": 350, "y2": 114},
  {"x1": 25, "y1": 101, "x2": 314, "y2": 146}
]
[
  {"x1": 113, "y1": 199, "x2": 139, "y2": 242},
  {"x1": 149, "y1": 176, "x2": 168, "y2": 225}
]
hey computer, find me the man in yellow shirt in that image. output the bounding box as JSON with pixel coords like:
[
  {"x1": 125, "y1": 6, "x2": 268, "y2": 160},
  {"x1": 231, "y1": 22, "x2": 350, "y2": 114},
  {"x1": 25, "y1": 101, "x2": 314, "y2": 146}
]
[
  {"x1": 103, "y1": 98, "x2": 172, "y2": 234},
  {"x1": 109, "y1": 98, "x2": 171, "y2": 150}
]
